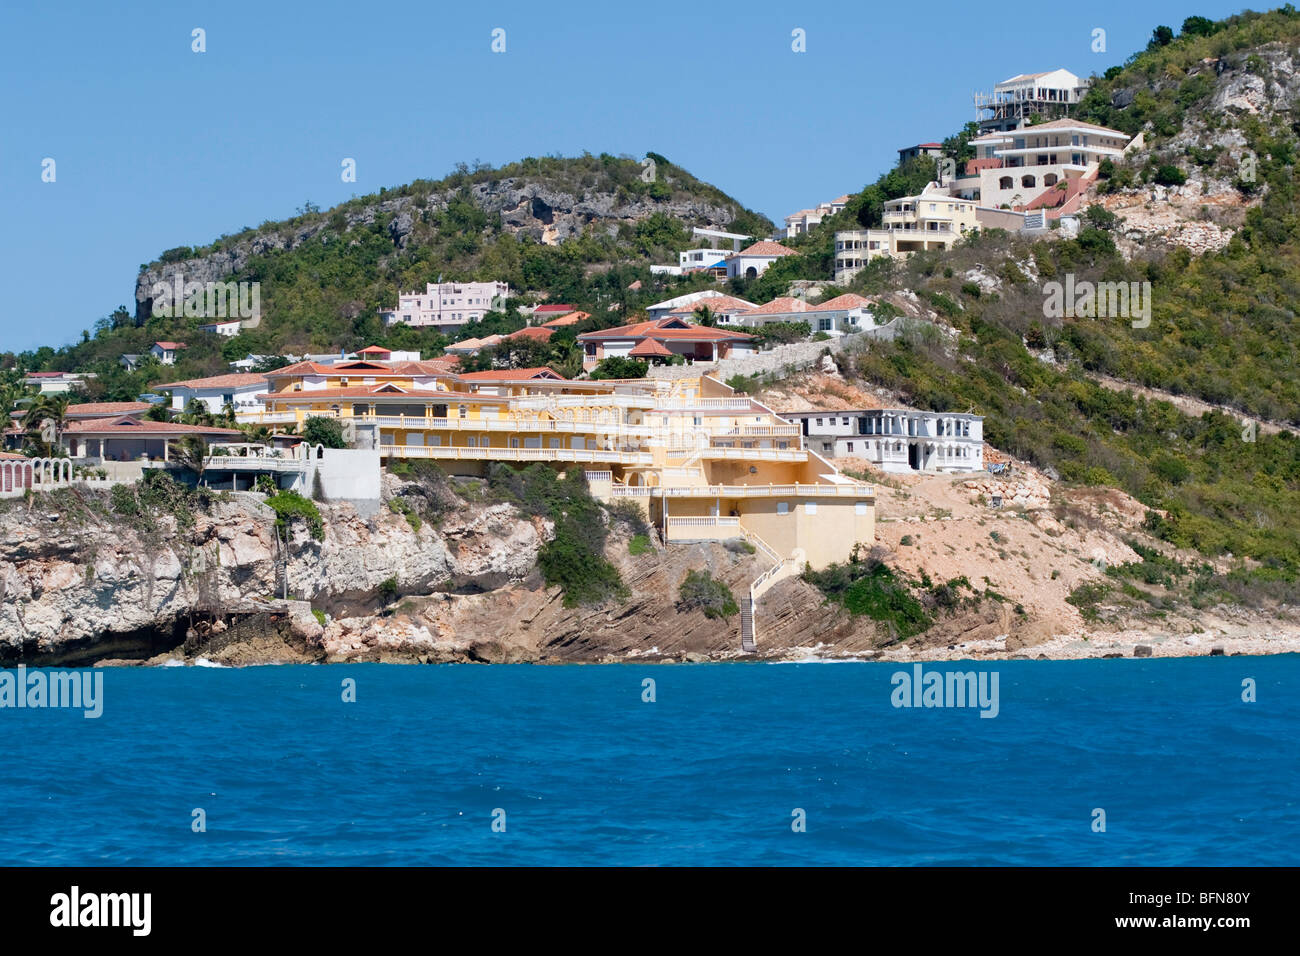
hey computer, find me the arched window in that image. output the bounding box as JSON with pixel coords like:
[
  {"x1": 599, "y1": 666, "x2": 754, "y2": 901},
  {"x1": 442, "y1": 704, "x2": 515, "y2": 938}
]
[
  {"x1": 1043, "y1": 173, "x2": 1058, "y2": 187},
  {"x1": 1021, "y1": 174, "x2": 1037, "y2": 188},
  {"x1": 999, "y1": 176, "x2": 1013, "y2": 190},
  {"x1": 745, "y1": 267, "x2": 758, "y2": 279}
]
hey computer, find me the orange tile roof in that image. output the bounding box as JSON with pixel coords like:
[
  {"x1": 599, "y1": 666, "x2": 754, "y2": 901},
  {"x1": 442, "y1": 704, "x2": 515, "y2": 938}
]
[
  {"x1": 737, "y1": 240, "x2": 797, "y2": 257},
  {"x1": 744, "y1": 297, "x2": 812, "y2": 315},
  {"x1": 0, "y1": 451, "x2": 26, "y2": 459},
  {"x1": 455, "y1": 367, "x2": 566, "y2": 381},
  {"x1": 628, "y1": 339, "x2": 673, "y2": 358},
  {"x1": 65, "y1": 401, "x2": 154, "y2": 418},
  {"x1": 812, "y1": 293, "x2": 874, "y2": 311},
  {"x1": 356, "y1": 345, "x2": 392, "y2": 354},
  {"x1": 153, "y1": 341, "x2": 187, "y2": 350},
  {"x1": 63, "y1": 416, "x2": 241, "y2": 436},
  {"x1": 666, "y1": 295, "x2": 757, "y2": 315},
  {"x1": 541, "y1": 310, "x2": 591, "y2": 328},
  {"x1": 506, "y1": 326, "x2": 556, "y2": 342},
  {"x1": 153, "y1": 373, "x2": 269, "y2": 390},
  {"x1": 578, "y1": 318, "x2": 754, "y2": 342}
]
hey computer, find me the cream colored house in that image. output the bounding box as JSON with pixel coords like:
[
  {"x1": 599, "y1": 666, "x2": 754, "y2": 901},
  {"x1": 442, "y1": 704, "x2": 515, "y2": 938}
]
[
  {"x1": 255, "y1": 359, "x2": 876, "y2": 650},
  {"x1": 833, "y1": 183, "x2": 982, "y2": 281}
]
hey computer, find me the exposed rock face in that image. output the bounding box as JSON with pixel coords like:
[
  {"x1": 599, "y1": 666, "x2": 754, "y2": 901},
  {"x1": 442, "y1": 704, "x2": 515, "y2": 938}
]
[
  {"x1": 962, "y1": 476, "x2": 1051, "y2": 510},
  {"x1": 134, "y1": 177, "x2": 745, "y2": 319}
]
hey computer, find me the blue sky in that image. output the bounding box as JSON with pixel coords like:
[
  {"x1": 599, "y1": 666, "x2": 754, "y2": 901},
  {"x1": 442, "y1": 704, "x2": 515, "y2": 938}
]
[{"x1": 0, "y1": 0, "x2": 1249, "y2": 352}]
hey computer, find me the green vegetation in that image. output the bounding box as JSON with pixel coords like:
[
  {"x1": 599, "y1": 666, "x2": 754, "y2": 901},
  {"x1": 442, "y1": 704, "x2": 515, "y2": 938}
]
[
  {"x1": 803, "y1": 548, "x2": 932, "y2": 639},
  {"x1": 590, "y1": 356, "x2": 648, "y2": 380},
  {"x1": 486, "y1": 463, "x2": 625, "y2": 607},
  {"x1": 265, "y1": 490, "x2": 324, "y2": 540},
  {"x1": 302, "y1": 416, "x2": 346, "y2": 449},
  {"x1": 109, "y1": 469, "x2": 212, "y2": 534},
  {"x1": 388, "y1": 496, "x2": 421, "y2": 531},
  {"x1": 628, "y1": 533, "x2": 652, "y2": 555},
  {"x1": 676, "y1": 569, "x2": 739, "y2": 619}
]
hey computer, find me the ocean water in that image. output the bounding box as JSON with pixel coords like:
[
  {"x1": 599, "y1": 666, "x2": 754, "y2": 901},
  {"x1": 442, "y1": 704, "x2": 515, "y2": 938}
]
[{"x1": 1, "y1": 656, "x2": 1295, "y2": 866}]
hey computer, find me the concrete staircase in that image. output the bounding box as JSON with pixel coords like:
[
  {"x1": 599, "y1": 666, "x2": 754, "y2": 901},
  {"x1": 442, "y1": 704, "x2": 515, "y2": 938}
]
[
  {"x1": 737, "y1": 525, "x2": 801, "y2": 653},
  {"x1": 740, "y1": 596, "x2": 756, "y2": 652}
]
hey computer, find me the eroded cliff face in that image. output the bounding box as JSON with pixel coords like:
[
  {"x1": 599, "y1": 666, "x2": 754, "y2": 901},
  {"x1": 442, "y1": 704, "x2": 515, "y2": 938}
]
[{"x1": 0, "y1": 488, "x2": 546, "y2": 664}]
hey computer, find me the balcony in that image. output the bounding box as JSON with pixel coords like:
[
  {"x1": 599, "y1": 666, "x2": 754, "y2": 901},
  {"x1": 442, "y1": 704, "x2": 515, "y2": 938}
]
[
  {"x1": 665, "y1": 515, "x2": 741, "y2": 541},
  {"x1": 380, "y1": 445, "x2": 653, "y2": 465}
]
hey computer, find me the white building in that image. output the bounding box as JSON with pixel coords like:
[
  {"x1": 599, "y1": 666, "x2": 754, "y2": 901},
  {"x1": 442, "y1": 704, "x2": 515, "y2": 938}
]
[
  {"x1": 152, "y1": 372, "x2": 269, "y2": 418},
  {"x1": 714, "y1": 294, "x2": 878, "y2": 336},
  {"x1": 199, "y1": 319, "x2": 242, "y2": 337},
  {"x1": 151, "y1": 341, "x2": 187, "y2": 365},
  {"x1": 646, "y1": 290, "x2": 758, "y2": 321},
  {"x1": 678, "y1": 248, "x2": 731, "y2": 271},
  {"x1": 782, "y1": 195, "x2": 851, "y2": 238},
  {"x1": 781, "y1": 408, "x2": 984, "y2": 473},
  {"x1": 380, "y1": 281, "x2": 510, "y2": 332},
  {"x1": 947, "y1": 119, "x2": 1131, "y2": 211},
  {"x1": 975, "y1": 68, "x2": 1088, "y2": 134},
  {"x1": 23, "y1": 371, "x2": 95, "y2": 395},
  {"x1": 726, "y1": 240, "x2": 798, "y2": 280}
]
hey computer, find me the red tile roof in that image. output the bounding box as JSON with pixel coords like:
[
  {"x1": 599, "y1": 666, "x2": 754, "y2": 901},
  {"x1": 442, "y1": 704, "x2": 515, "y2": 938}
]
[
  {"x1": 153, "y1": 373, "x2": 269, "y2": 390},
  {"x1": 628, "y1": 339, "x2": 673, "y2": 358},
  {"x1": 533, "y1": 304, "x2": 576, "y2": 314},
  {"x1": 153, "y1": 341, "x2": 187, "y2": 350},
  {"x1": 0, "y1": 451, "x2": 26, "y2": 460},
  {"x1": 356, "y1": 345, "x2": 392, "y2": 355},
  {"x1": 578, "y1": 318, "x2": 754, "y2": 342},
  {"x1": 736, "y1": 240, "x2": 797, "y2": 257}
]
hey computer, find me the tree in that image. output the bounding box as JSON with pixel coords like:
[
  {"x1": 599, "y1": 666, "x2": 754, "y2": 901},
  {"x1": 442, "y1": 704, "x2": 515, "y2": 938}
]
[
  {"x1": 22, "y1": 393, "x2": 69, "y2": 456},
  {"x1": 1148, "y1": 25, "x2": 1175, "y2": 48},
  {"x1": 169, "y1": 434, "x2": 210, "y2": 486},
  {"x1": 693, "y1": 305, "x2": 717, "y2": 327},
  {"x1": 590, "y1": 357, "x2": 648, "y2": 380},
  {"x1": 302, "y1": 415, "x2": 347, "y2": 448}
]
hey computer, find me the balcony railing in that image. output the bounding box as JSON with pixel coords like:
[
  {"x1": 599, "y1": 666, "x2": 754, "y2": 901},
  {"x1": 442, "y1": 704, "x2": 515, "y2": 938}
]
[{"x1": 380, "y1": 445, "x2": 653, "y2": 465}]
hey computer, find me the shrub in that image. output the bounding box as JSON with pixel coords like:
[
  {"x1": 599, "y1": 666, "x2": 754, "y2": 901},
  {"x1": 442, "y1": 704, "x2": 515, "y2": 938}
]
[
  {"x1": 265, "y1": 490, "x2": 324, "y2": 540},
  {"x1": 628, "y1": 534, "x2": 652, "y2": 555},
  {"x1": 677, "y1": 569, "x2": 739, "y2": 619},
  {"x1": 804, "y1": 551, "x2": 932, "y2": 638},
  {"x1": 590, "y1": 357, "x2": 648, "y2": 380},
  {"x1": 302, "y1": 416, "x2": 347, "y2": 448}
]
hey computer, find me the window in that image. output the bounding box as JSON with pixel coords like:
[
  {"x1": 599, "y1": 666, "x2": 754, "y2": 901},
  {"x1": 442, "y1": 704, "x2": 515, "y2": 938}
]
[
  {"x1": 458, "y1": 404, "x2": 467, "y2": 419},
  {"x1": 805, "y1": 501, "x2": 817, "y2": 515},
  {"x1": 776, "y1": 502, "x2": 789, "y2": 515},
  {"x1": 846, "y1": 442, "x2": 854, "y2": 452}
]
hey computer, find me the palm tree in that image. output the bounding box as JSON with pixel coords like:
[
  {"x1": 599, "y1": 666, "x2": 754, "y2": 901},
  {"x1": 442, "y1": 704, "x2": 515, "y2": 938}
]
[
  {"x1": 693, "y1": 305, "x2": 717, "y2": 327},
  {"x1": 22, "y1": 393, "x2": 69, "y2": 457},
  {"x1": 169, "y1": 434, "x2": 211, "y2": 486},
  {"x1": 0, "y1": 370, "x2": 33, "y2": 439}
]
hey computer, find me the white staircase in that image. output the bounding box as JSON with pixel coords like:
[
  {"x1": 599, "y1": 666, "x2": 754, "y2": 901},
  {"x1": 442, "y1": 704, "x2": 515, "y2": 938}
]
[{"x1": 738, "y1": 526, "x2": 800, "y2": 653}]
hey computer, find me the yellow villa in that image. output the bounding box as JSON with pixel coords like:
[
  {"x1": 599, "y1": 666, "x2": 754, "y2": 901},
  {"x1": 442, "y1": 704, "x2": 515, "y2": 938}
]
[{"x1": 254, "y1": 356, "x2": 875, "y2": 649}]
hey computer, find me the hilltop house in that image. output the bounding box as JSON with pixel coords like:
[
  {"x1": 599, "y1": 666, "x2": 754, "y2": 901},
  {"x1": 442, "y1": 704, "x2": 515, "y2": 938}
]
[
  {"x1": 151, "y1": 342, "x2": 187, "y2": 365},
  {"x1": 380, "y1": 281, "x2": 510, "y2": 332},
  {"x1": 198, "y1": 319, "x2": 242, "y2": 337},
  {"x1": 782, "y1": 196, "x2": 851, "y2": 238},
  {"x1": 647, "y1": 291, "x2": 758, "y2": 321},
  {"x1": 715, "y1": 294, "x2": 878, "y2": 336},
  {"x1": 946, "y1": 118, "x2": 1132, "y2": 212},
  {"x1": 23, "y1": 371, "x2": 95, "y2": 395},
  {"x1": 974, "y1": 68, "x2": 1088, "y2": 134},
  {"x1": 60, "y1": 417, "x2": 242, "y2": 463},
  {"x1": 726, "y1": 240, "x2": 798, "y2": 279},
  {"x1": 898, "y1": 143, "x2": 944, "y2": 164},
  {"x1": 781, "y1": 408, "x2": 984, "y2": 473},
  {"x1": 152, "y1": 372, "x2": 269, "y2": 418},
  {"x1": 576, "y1": 318, "x2": 756, "y2": 370}
]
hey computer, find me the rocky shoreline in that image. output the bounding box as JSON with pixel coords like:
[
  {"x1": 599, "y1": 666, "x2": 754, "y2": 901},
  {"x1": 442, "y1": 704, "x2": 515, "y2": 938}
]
[{"x1": 3, "y1": 481, "x2": 1295, "y2": 668}]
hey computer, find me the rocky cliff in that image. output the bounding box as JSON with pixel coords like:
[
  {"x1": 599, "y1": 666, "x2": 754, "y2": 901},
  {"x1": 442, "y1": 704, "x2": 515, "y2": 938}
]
[{"x1": 134, "y1": 162, "x2": 762, "y2": 320}]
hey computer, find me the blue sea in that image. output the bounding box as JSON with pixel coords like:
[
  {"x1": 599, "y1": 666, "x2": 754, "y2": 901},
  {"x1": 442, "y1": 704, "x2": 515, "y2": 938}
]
[{"x1": 1, "y1": 657, "x2": 1296, "y2": 866}]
